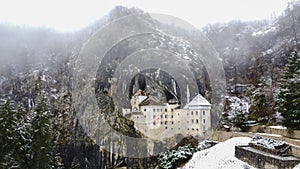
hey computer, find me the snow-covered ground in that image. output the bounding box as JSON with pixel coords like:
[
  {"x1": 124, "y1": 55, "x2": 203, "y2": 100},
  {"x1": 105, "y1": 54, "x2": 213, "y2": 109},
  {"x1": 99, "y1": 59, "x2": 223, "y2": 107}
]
[
  {"x1": 181, "y1": 137, "x2": 256, "y2": 169},
  {"x1": 269, "y1": 126, "x2": 287, "y2": 130},
  {"x1": 181, "y1": 137, "x2": 300, "y2": 169},
  {"x1": 249, "y1": 132, "x2": 282, "y2": 137}
]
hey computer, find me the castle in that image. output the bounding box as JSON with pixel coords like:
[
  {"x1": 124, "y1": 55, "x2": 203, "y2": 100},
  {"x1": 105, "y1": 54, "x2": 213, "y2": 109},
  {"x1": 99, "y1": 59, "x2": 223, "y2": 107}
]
[{"x1": 122, "y1": 89, "x2": 212, "y2": 140}]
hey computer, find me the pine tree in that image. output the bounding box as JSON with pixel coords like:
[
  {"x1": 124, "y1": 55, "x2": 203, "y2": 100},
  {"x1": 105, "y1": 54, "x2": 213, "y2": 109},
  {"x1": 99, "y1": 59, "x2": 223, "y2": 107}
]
[
  {"x1": 250, "y1": 81, "x2": 268, "y2": 121},
  {"x1": 30, "y1": 96, "x2": 52, "y2": 168},
  {"x1": 13, "y1": 106, "x2": 32, "y2": 168},
  {"x1": 0, "y1": 99, "x2": 18, "y2": 168},
  {"x1": 278, "y1": 50, "x2": 300, "y2": 130}
]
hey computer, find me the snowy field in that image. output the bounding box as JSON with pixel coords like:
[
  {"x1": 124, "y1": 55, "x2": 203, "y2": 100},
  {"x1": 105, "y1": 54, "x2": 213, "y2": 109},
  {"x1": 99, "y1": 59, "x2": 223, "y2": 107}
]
[
  {"x1": 181, "y1": 137, "x2": 256, "y2": 169},
  {"x1": 181, "y1": 137, "x2": 300, "y2": 169}
]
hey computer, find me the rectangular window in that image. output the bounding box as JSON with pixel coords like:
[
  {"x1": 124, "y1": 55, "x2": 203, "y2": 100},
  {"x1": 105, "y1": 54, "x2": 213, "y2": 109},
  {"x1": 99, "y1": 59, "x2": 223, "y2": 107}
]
[
  {"x1": 165, "y1": 115, "x2": 167, "y2": 118},
  {"x1": 196, "y1": 119, "x2": 199, "y2": 123},
  {"x1": 191, "y1": 111, "x2": 193, "y2": 115},
  {"x1": 153, "y1": 109, "x2": 155, "y2": 112},
  {"x1": 165, "y1": 121, "x2": 167, "y2": 125},
  {"x1": 192, "y1": 119, "x2": 194, "y2": 123},
  {"x1": 157, "y1": 108, "x2": 160, "y2": 112},
  {"x1": 171, "y1": 115, "x2": 174, "y2": 118},
  {"x1": 161, "y1": 115, "x2": 163, "y2": 118},
  {"x1": 171, "y1": 121, "x2": 174, "y2": 125},
  {"x1": 196, "y1": 111, "x2": 198, "y2": 115},
  {"x1": 203, "y1": 111, "x2": 205, "y2": 116},
  {"x1": 203, "y1": 119, "x2": 205, "y2": 123},
  {"x1": 153, "y1": 115, "x2": 156, "y2": 118},
  {"x1": 161, "y1": 121, "x2": 163, "y2": 125},
  {"x1": 153, "y1": 122, "x2": 156, "y2": 125}
]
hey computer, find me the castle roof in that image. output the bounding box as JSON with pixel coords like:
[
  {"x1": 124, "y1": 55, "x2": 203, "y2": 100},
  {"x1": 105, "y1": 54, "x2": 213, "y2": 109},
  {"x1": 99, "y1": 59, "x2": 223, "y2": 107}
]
[
  {"x1": 184, "y1": 94, "x2": 211, "y2": 109},
  {"x1": 139, "y1": 96, "x2": 164, "y2": 106}
]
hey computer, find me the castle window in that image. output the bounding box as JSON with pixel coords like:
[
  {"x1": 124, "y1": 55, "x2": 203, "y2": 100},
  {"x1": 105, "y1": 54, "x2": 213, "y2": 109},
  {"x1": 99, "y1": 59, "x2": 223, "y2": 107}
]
[
  {"x1": 187, "y1": 128, "x2": 189, "y2": 130},
  {"x1": 196, "y1": 119, "x2": 199, "y2": 123},
  {"x1": 171, "y1": 115, "x2": 174, "y2": 118},
  {"x1": 203, "y1": 119, "x2": 206, "y2": 123},
  {"x1": 153, "y1": 115, "x2": 156, "y2": 118},
  {"x1": 187, "y1": 113, "x2": 189, "y2": 116},
  {"x1": 191, "y1": 111, "x2": 193, "y2": 115},
  {"x1": 192, "y1": 119, "x2": 194, "y2": 123},
  {"x1": 165, "y1": 115, "x2": 167, "y2": 118},
  {"x1": 161, "y1": 109, "x2": 163, "y2": 112},
  {"x1": 171, "y1": 121, "x2": 174, "y2": 125},
  {"x1": 196, "y1": 111, "x2": 198, "y2": 115},
  {"x1": 153, "y1": 109, "x2": 155, "y2": 112},
  {"x1": 161, "y1": 115, "x2": 163, "y2": 118},
  {"x1": 192, "y1": 128, "x2": 194, "y2": 131},
  {"x1": 157, "y1": 108, "x2": 160, "y2": 112},
  {"x1": 161, "y1": 121, "x2": 163, "y2": 125},
  {"x1": 144, "y1": 109, "x2": 146, "y2": 112},
  {"x1": 178, "y1": 128, "x2": 180, "y2": 130},
  {"x1": 171, "y1": 109, "x2": 174, "y2": 112},
  {"x1": 165, "y1": 126, "x2": 168, "y2": 129},
  {"x1": 153, "y1": 122, "x2": 156, "y2": 125},
  {"x1": 165, "y1": 121, "x2": 167, "y2": 125},
  {"x1": 203, "y1": 111, "x2": 205, "y2": 115},
  {"x1": 196, "y1": 128, "x2": 199, "y2": 131},
  {"x1": 165, "y1": 108, "x2": 167, "y2": 112}
]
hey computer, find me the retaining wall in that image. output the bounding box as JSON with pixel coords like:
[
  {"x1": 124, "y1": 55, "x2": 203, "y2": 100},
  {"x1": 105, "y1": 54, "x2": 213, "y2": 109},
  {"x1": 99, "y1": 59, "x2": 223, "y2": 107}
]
[{"x1": 235, "y1": 145, "x2": 300, "y2": 169}]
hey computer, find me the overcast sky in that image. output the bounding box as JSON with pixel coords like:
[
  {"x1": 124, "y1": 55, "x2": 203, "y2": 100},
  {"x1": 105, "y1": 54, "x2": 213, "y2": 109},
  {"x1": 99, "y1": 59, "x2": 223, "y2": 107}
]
[{"x1": 0, "y1": 0, "x2": 293, "y2": 32}]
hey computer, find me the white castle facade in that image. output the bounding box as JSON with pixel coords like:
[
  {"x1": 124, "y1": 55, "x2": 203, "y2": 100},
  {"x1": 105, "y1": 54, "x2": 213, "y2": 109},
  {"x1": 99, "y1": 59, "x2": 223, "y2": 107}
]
[{"x1": 122, "y1": 90, "x2": 212, "y2": 140}]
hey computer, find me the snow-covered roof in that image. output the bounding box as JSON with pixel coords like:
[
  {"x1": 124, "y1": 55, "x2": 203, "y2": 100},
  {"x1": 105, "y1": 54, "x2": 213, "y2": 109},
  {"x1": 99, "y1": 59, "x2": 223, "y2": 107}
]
[{"x1": 184, "y1": 94, "x2": 211, "y2": 109}]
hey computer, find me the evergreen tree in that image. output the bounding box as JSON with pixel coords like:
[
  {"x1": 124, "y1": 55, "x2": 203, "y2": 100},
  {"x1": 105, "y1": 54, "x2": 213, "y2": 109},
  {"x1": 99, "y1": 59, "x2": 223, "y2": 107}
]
[
  {"x1": 0, "y1": 99, "x2": 18, "y2": 168},
  {"x1": 250, "y1": 81, "x2": 268, "y2": 121},
  {"x1": 0, "y1": 99, "x2": 32, "y2": 169},
  {"x1": 278, "y1": 50, "x2": 300, "y2": 130},
  {"x1": 30, "y1": 96, "x2": 52, "y2": 168},
  {"x1": 13, "y1": 106, "x2": 32, "y2": 168}
]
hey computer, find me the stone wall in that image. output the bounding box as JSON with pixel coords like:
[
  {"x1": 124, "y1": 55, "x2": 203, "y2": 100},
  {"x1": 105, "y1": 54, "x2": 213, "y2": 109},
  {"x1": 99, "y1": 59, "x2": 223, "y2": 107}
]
[
  {"x1": 248, "y1": 126, "x2": 300, "y2": 140},
  {"x1": 235, "y1": 145, "x2": 300, "y2": 169}
]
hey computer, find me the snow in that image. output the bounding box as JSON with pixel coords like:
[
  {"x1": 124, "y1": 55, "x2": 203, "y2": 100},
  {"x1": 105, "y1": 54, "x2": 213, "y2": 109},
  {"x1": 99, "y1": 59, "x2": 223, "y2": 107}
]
[
  {"x1": 294, "y1": 163, "x2": 300, "y2": 169},
  {"x1": 254, "y1": 132, "x2": 282, "y2": 137},
  {"x1": 251, "y1": 136, "x2": 285, "y2": 149},
  {"x1": 226, "y1": 96, "x2": 250, "y2": 119},
  {"x1": 269, "y1": 126, "x2": 287, "y2": 130},
  {"x1": 181, "y1": 137, "x2": 256, "y2": 169}
]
